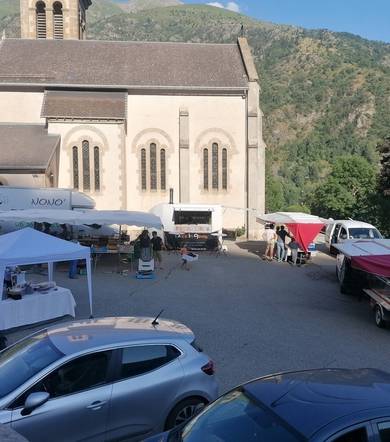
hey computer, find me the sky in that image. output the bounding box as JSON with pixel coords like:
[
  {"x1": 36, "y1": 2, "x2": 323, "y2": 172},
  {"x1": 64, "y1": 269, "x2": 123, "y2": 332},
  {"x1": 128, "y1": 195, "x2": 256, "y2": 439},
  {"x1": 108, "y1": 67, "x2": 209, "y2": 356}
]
[{"x1": 183, "y1": 0, "x2": 390, "y2": 43}]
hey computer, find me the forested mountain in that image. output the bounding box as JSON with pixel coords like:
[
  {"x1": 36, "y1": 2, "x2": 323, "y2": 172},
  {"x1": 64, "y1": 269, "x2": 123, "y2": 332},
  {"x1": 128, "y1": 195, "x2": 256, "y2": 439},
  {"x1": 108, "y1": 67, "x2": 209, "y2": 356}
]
[{"x1": 1, "y1": 0, "x2": 389, "y2": 215}]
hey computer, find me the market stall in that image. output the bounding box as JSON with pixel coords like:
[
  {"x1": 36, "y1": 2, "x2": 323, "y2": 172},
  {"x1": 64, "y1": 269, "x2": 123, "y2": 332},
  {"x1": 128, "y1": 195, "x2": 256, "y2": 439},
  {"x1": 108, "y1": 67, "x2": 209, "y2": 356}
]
[
  {"x1": 256, "y1": 212, "x2": 325, "y2": 252},
  {"x1": 0, "y1": 228, "x2": 93, "y2": 330}
]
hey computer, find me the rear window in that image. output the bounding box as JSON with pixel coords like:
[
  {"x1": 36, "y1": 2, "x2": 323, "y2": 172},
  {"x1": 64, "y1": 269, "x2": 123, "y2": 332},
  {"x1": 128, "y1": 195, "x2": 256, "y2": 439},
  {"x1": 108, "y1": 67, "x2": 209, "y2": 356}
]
[{"x1": 180, "y1": 389, "x2": 304, "y2": 442}]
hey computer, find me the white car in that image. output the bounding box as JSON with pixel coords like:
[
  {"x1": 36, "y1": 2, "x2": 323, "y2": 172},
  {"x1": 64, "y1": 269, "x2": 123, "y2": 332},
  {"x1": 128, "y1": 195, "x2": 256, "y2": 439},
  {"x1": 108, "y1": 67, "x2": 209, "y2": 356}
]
[{"x1": 325, "y1": 220, "x2": 382, "y2": 254}]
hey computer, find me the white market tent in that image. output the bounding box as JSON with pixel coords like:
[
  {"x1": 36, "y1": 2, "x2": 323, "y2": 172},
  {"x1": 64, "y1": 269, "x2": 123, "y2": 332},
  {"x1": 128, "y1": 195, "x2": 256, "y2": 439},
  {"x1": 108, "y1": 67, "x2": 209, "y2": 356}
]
[
  {"x1": 0, "y1": 228, "x2": 93, "y2": 316},
  {"x1": 0, "y1": 209, "x2": 162, "y2": 229},
  {"x1": 256, "y1": 212, "x2": 326, "y2": 225}
]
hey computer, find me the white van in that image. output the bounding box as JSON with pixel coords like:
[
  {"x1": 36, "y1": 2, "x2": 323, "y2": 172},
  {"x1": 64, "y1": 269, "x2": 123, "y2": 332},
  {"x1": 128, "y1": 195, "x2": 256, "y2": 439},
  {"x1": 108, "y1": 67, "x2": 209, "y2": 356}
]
[{"x1": 325, "y1": 220, "x2": 382, "y2": 254}]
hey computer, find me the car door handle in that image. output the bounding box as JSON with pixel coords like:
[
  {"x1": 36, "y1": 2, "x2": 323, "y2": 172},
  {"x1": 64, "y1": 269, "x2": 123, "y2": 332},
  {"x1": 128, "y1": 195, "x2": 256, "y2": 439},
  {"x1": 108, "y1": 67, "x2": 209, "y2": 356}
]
[{"x1": 86, "y1": 400, "x2": 107, "y2": 410}]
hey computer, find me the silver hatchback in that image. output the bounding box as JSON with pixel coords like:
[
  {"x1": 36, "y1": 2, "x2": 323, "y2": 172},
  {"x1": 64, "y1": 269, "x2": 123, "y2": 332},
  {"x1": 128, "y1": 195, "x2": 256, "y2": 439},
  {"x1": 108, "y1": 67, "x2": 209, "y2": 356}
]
[{"x1": 0, "y1": 317, "x2": 218, "y2": 441}]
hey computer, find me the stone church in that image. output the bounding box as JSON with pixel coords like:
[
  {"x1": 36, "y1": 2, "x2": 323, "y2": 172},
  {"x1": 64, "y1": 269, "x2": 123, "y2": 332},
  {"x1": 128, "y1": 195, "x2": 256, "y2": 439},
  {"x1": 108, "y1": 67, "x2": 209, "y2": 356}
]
[{"x1": 0, "y1": 0, "x2": 265, "y2": 237}]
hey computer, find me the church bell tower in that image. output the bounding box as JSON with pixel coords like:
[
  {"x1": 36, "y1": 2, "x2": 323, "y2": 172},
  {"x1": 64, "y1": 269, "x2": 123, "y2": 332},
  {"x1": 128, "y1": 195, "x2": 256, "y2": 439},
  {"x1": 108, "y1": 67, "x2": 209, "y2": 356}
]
[{"x1": 20, "y1": 0, "x2": 92, "y2": 40}]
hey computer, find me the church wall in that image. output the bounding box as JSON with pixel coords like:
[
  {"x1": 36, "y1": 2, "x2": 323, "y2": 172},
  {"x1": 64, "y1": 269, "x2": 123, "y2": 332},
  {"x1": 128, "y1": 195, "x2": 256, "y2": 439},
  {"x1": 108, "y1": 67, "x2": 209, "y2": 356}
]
[
  {"x1": 0, "y1": 92, "x2": 44, "y2": 124},
  {"x1": 126, "y1": 94, "x2": 246, "y2": 230},
  {"x1": 48, "y1": 121, "x2": 125, "y2": 210}
]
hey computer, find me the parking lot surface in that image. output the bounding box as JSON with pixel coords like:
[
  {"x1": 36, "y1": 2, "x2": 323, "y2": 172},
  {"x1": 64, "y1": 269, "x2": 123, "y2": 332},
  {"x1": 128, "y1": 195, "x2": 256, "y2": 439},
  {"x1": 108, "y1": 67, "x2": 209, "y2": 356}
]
[{"x1": 5, "y1": 240, "x2": 390, "y2": 392}]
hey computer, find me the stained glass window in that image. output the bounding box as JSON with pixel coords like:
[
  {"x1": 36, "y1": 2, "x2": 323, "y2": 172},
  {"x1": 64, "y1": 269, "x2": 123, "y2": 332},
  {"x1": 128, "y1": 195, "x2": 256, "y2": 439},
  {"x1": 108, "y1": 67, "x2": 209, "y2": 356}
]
[
  {"x1": 203, "y1": 148, "x2": 209, "y2": 190},
  {"x1": 82, "y1": 140, "x2": 90, "y2": 192},
  {"x1": 94, "y1": 146, "x2": 100, "y2": 192},
  {"x1": 160, "y1": 149, "x2": 166, "y2": 191},
  {"x1": 141, "y1": 148, "x2": 147, "y2": 190},
  {"x1": 72, "y1": 146, "x2": 79, "y2": 189},
  {"x1": 222, "y1": 148, "x2": 227, "y2": 190},
  {"x1": 150, "y1": 143, "x2": 157, "y2": 190},
  {"x1": 212, "y1": 143, "x2": 219, "y2": 189}
]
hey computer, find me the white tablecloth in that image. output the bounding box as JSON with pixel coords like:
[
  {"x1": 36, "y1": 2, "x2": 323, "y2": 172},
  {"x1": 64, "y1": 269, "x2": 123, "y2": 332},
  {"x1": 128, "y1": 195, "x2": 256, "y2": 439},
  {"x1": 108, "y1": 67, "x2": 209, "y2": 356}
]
[{"x1": 0, "y1": 287, "x2": 76, "y2": 331}]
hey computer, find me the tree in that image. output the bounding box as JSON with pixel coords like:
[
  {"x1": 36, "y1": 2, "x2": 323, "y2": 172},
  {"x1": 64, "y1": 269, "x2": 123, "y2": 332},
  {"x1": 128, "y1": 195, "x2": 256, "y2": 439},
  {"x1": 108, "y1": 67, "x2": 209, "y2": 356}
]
[
  {"x1": 376, "y1": 138, "x2": 390, "y2": 236},
  {"x1": 310, "y1": 155, "x2": 377, "y2": 219},
  {"x1": 265, "y1": 174, "x2": 285, "y2": 212},
  {"x1": 378, "y1": 137, "x2": 390, "y2": 196}
]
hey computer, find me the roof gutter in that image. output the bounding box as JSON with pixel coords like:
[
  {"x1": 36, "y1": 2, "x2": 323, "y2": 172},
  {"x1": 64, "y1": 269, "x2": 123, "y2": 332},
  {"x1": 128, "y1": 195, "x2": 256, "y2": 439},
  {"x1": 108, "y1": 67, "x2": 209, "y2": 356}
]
[{"x1": 0, "y1": 83, "x2": 248, "y2": 93}]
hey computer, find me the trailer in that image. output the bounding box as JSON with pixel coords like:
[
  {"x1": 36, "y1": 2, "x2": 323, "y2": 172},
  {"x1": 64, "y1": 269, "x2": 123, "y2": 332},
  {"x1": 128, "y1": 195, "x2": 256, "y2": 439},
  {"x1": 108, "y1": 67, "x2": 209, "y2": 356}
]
[{"x1": 334, "y1": 240, "x2": 390, "y2": 327}]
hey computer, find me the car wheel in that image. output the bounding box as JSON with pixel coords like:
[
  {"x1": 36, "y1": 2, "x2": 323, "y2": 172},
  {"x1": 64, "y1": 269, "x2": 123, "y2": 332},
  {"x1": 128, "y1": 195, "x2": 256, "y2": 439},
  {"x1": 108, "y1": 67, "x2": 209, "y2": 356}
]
[
  {"x1": 165, "y1": 397, "x2": 206, "y2": 430},
  {"x1": 375, "y1": 305, "x2": 386, "y2": 328},
  {"x1": 339, "y1": 259, "x2": 352, "y2": 294}
]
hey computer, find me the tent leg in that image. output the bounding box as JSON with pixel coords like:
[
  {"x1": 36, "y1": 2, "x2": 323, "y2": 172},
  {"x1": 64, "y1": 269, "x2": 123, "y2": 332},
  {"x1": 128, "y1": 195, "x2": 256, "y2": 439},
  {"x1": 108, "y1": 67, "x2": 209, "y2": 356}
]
[
  {"x1": 48, "y1": 262, "x2": 54, "y2": 282},
  {"x1": 86, "y1": 257, "x2": 93, "y2": 318}
]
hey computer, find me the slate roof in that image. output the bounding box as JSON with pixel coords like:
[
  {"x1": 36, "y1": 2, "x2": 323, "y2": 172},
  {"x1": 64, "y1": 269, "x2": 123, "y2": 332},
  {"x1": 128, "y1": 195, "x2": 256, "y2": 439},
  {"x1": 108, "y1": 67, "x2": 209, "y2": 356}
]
[
  {"x1": 41, "y1": 90, "x2": 127, "y2": 119},
  {"x1": 0, "y1": 39, "x2": 248, "y2": 90},
  {"x1": 0, "y1": 124, "x2": 60, "y2": 171}
]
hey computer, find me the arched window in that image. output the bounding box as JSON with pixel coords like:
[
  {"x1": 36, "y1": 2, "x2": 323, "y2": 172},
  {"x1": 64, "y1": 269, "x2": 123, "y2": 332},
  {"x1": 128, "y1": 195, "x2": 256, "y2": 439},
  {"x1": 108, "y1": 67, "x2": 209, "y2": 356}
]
[
  {"x1": 82, "y1": 140, "x2": 90, "y2": 192},
  {"x1": 72, "y1": 146, "x2": 79, "y2": 189},
  {"x1": 203, "y1": 148, "x2": 209, "y2": 190},
  {"x1": 160, "y1": 149, "x2": 166, "y2": 191},
  {"x1": 212, "y1": 143, "x2": 219, "y2": 189},
  {"x1": 150, "y1": 143, "x2": 157, "y2": 190},
  {"x1": 94, "y1": 146, "x2": 100, "y2": 192},
  {"x1": 53, "y1": 2, "x2": 63, "y2": 40},
  {"x1": 141, "y1": 148, "x2": 147, "y2": 190},
  {"x1": 36, "y1": 1, "x2": 46, "y2": 39},
  {"x1": 222, "y1": 148, "x2": 228, "y2": 190}
]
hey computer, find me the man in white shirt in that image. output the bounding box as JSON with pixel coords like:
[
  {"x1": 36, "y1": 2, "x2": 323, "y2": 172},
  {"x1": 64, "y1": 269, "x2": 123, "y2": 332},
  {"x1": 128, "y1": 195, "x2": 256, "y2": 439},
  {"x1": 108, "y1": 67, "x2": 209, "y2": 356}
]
[{"x1": 262, "y1": 224, "x2": 277, "y2": 261}]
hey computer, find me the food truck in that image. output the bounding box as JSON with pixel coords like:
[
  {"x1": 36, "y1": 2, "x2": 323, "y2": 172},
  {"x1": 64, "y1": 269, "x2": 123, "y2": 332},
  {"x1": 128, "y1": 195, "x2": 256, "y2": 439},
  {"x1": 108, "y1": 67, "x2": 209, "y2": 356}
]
[{"x1": 150, "y1": 203, "x2": 223, "y2": 250}]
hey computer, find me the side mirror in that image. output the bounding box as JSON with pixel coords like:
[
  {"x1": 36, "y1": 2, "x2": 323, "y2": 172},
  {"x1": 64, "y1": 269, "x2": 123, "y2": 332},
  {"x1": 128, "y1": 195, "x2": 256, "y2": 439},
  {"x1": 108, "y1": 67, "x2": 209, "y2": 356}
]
[{"x1": 21, "y1": 392, "x2": 50, "y2": 416}]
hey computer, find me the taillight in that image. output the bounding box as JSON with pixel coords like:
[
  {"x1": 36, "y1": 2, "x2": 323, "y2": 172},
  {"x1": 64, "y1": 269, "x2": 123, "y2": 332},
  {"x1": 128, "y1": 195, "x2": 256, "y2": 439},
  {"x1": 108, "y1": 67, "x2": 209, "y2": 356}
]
[{"x1": 201, "y1": 360, "x2": 215, "y2": 375}]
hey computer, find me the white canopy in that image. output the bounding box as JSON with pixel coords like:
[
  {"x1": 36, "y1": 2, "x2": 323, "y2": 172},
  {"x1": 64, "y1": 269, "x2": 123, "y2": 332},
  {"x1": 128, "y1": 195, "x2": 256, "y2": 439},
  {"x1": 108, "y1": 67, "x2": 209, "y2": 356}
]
[
  {"x1": 256, "y1": 212, "x2": 325, "y2": 225},
  {"x1": 0, "y1": 228, "x2": 93, "y2": 316},
  {"x1": 0, "y1": 209, "x2": 162, "y2": 229}
]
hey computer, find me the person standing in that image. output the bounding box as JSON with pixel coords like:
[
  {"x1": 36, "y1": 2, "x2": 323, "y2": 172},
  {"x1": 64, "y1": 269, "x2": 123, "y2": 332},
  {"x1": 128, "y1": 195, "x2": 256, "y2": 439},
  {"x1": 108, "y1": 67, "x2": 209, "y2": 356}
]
[
  {"x1": 277, "y1": 225, "x2": 290, "y2": 262},
  {"x1": 138, "y1": 230, "x2": 151, "y2": 262},
  {"x1": 288, "y1": 236, "x2": 300, "y2": 266},
  {"x1": 151, "y1": 231, "x2": 164, "y2": 269},
  {"x1": 262, "y1": 224, "x2": 277, "y2": 261},
  {"x1": 275, "y1": 227, "x2": 285, "y2": 262}
]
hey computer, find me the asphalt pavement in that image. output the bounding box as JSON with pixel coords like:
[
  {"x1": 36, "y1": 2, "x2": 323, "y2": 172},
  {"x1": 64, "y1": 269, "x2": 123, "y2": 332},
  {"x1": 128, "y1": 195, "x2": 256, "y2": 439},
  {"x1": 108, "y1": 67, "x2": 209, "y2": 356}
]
[{"x1": 5, "y1": 239, "x2": 390, "y2": 393}]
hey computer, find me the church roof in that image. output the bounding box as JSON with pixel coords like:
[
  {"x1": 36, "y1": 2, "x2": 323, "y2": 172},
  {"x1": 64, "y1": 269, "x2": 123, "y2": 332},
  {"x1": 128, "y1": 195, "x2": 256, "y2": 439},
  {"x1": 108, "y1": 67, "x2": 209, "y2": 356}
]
[
  {"x1": 0, "y1": 39, "x2": 249, "y2": 90},
  {"x1": 0, "y1": 124, "x2": 60, "y2": 171},
  {"x1": 41, "y1": 90, "x2": 127, "y2": 120}
]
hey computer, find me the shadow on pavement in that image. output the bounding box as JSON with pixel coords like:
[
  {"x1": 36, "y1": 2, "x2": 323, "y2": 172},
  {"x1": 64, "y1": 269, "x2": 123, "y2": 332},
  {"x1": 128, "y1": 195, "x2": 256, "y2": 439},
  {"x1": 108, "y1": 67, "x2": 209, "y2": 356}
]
[{"x1": 236, "y1": 241, "x2": 267, "y2": 258}]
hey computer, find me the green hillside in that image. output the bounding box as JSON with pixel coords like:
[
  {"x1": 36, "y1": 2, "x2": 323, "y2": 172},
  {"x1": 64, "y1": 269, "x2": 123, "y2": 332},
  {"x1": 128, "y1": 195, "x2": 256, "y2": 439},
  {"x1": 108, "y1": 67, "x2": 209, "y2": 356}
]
[{"x1": 1, "y1": 1, "x2": 389, "y2": 214}]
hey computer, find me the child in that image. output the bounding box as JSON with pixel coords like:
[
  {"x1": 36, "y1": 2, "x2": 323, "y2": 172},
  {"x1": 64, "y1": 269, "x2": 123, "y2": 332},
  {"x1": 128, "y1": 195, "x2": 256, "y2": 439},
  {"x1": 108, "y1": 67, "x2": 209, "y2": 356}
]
[{"x1": 180, "y1": 246, "x2": 197, "y2": 271}]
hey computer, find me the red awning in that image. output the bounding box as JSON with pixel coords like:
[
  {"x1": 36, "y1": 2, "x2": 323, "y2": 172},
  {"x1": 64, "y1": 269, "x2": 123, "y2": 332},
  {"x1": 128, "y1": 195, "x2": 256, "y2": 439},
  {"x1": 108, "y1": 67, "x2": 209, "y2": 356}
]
[
  {"x1": 285, "y1": 223, "x2": 324, "y2": 252},
  {"x1": 351, "y1": 255, "x2": 390, "y2": 277}
]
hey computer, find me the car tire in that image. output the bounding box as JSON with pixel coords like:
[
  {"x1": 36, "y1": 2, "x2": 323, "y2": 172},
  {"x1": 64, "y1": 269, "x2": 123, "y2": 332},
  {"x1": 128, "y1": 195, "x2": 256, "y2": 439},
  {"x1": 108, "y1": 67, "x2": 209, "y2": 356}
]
[
  {"x1": 338, "y1": 259, "x2": 352, "y2": 294},
  {"x1": 375, "y1": 305, "x2": 386, "y2": 328},
  {"x1": 165, "y1": 397, "x2": 207, "y2": 430}
]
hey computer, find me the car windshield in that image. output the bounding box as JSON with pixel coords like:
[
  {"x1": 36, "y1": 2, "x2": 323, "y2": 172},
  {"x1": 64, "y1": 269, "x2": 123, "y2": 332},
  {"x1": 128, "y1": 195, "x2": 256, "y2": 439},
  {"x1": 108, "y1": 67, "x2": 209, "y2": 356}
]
[
  {"x1": 0, "y1": 331, "x2": 63, "y2": 399},
  {"x1": 176, "y1": 389, "x2": 303, "y2": 442},
  {"x1": 349, "y1": 228, "x2": 381, "y2": 239}
]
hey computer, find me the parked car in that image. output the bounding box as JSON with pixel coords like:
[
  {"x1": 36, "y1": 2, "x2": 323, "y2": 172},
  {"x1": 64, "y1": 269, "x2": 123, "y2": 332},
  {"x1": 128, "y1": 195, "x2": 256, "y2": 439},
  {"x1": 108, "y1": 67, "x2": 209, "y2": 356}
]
[
  {"x1": 0, "y1": 317, "x2": 218, "y2": 442},
  {"x1": 146, "y1": 368, "x2": 390, "y2": 442},
  {"x1": 325, "y1": 220, "x2": 382, "y2": 254}
]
